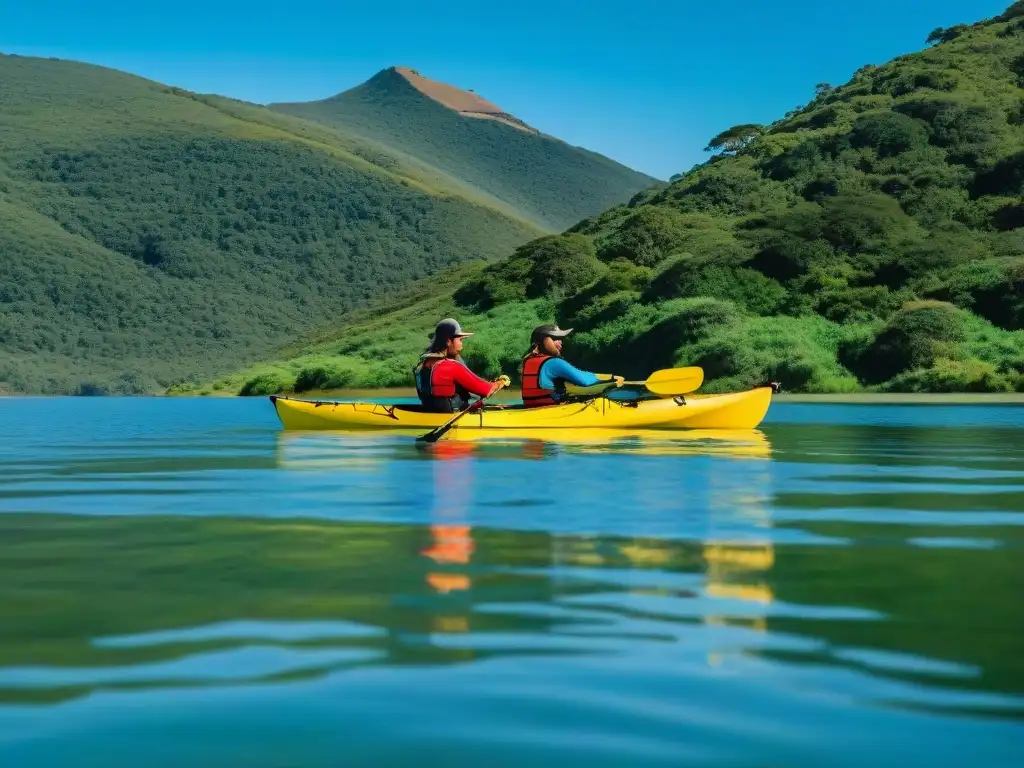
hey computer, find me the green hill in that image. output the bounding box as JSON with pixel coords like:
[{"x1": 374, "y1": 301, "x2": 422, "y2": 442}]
[
  {"x1": 0, "y1": 54, "x2": 562, "y2": 394},
  {"x1": 270, "y1": 67, "x2": 659, "y2": 231},
  {"x1": 190, "y1": 3, "x2": 1024, "y2": 397}
]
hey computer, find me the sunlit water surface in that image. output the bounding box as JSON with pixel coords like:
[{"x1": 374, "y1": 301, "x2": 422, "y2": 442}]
[{"x1": 0, "y1": 397, "x2": 1022, "y2": 766}]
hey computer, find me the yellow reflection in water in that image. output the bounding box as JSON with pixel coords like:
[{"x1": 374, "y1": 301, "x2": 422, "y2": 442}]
[
  {"x1": 700, "y1": 451, "x2": 775, "y2": 669},
  {"x1": 618, "y1": 543, "x2": 674, "y2": 566},
  {"x1": 433, "y1": 617, "x2": 470, "y2": 633},
  {"x1": 274, "y1": 428, "x2": 772, "y2": 469},
  {"x1": 450, "y1": 428, "x2": 773, "y2": 460}
]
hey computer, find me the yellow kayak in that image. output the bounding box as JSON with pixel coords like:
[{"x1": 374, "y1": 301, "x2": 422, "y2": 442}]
[{"x1": 269, "y1": 386, "x2": 774, "y2": 432}]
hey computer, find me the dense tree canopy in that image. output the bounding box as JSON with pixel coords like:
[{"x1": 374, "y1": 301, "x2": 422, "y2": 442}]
[{"x1": 703, "y1": 124, "x2": 765, "y2": 154}]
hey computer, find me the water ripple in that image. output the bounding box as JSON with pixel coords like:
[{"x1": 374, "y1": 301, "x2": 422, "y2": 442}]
[{"x1": 0, "y1": 397, "x2": 1021, "y2": 765}]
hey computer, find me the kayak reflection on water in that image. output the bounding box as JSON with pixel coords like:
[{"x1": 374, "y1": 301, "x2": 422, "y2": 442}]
[{"x1": 274, "y1": 429, "x2": 773, "y2": 469}]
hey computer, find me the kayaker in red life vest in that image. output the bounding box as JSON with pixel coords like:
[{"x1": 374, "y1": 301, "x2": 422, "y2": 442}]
[
  {"x1": 520, "y1": 324, "x2": 624, "y2": 407},
  {"x1": 413, "y1": 318, "x2": 510, "y2": 413}
]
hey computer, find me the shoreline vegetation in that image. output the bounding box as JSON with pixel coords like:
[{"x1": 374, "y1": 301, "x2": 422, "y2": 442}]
[
  {"x1": 173, "y1": 2, "x2": 1024, "y2": 399},
  {"x1": 5, "y1": 389, "x2": 1024, "y2": 406}
]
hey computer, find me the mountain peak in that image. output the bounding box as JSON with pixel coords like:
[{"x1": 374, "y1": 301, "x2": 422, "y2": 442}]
[
  {"x1": 270, "y1": 65, "x2": 656, "y2": 230},
  {"x1": 387, "y1": 66, "x2": 537, "y2": 133}
]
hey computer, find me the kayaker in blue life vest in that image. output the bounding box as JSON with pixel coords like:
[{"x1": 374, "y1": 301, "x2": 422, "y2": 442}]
[
  {"x1": 520, "y1": 324, "x2": 623, "y2": 407},
  {"x1": 413, "y1": 318, "x2": 509, "y2": 413}
]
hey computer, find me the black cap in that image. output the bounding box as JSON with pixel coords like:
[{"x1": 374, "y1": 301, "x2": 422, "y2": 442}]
[
  {"x1": 530, "y1": 324, "x2": 573, "y2": 345},
  {"x1": 429, "y1": 318, "x2": 473, "y2": 343}
]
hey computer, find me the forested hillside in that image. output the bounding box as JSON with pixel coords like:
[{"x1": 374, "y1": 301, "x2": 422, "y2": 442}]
[
  {"x1": 0, "y1": 55, "x2": 547, "y2": 394},
  {"x1": 189, "y1": 3, "x2": 1024, "y2": 397}
]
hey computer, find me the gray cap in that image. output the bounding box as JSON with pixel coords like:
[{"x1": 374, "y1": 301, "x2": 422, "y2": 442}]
[
  {"x1": 429, "y1": 318, "x2": 474, "y2": 342},
  {"x1": 530, "y1": 324, "x2": 573, "y2": 345}
]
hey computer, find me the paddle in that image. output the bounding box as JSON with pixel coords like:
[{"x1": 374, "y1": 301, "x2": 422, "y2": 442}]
[
  {"x1": 633, "y1": 366, "x2": 704, "y2": 396},
  {"x1": 564, "y1": 366, "x2": 704, "y2": 398},
  {"x1": 417, "y1": 379, "x2": 509, "y2": 444}
]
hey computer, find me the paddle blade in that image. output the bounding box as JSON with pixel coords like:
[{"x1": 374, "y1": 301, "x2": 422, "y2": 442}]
[
  {"x1": 418, "y1": 408, "x2": 467, "y2": 443},
  {"x1": 643, "y1": 367, "x2": 704, "y2": 396},
  {"x1": 416, "y1": 380, "x2": 507, "y2": 442}
]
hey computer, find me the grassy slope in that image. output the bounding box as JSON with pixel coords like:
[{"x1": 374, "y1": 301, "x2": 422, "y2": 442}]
[
  {"x1": 0, "y1": 54, "x2": 544, "y2": 394},
  {"x1": 168, "y1": 264, "x2": 553, "y2": 396},
  {"x1": 271, "y1": 68, "x2": 659, "y2": 232},
  {"x1": 194, "y1": 3, "x2": 1024, "y2": 397}
]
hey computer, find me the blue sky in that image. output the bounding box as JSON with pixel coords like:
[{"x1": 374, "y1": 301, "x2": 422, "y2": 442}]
[{"x1": 0, "y1": 0, "x2": 1009, "y2": 179}]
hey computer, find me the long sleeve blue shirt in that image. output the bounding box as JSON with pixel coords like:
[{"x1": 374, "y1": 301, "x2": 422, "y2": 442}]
[{"x1": 539, "y1": 357, "x2": 601, "y2": 391}]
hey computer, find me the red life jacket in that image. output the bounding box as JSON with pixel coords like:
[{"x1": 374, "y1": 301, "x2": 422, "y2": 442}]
[
  {"x1": 414, "y1": 355, "x2": 469, "y2": 412},
  {"x1": 520, "y1": 354, "x2": 558, "y2": 408}
]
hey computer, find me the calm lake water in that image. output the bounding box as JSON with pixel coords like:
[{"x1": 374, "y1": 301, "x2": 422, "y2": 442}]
[{"x1": 0, "y1": 396, "x2": 1022, "y2": 767}]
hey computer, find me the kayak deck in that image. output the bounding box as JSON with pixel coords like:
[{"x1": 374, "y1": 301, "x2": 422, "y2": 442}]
[{"x1": 269, "y1": 386, "x2": 774, "y2": 432}]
